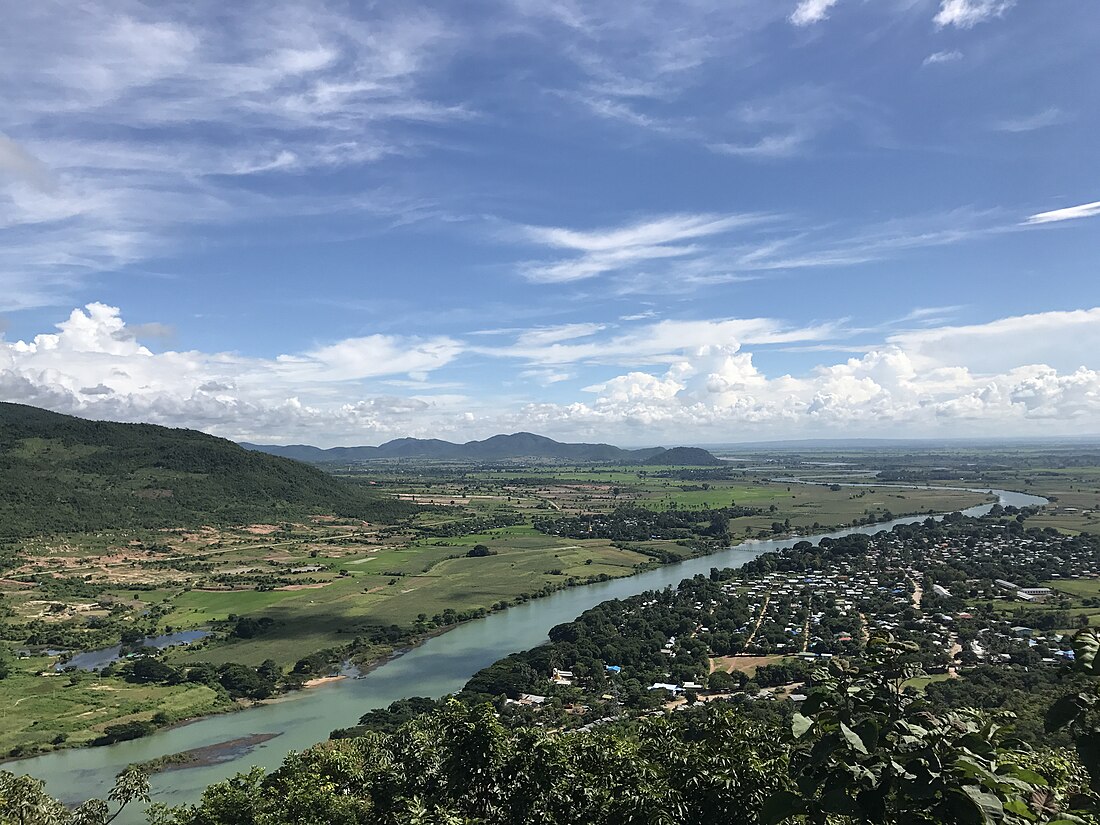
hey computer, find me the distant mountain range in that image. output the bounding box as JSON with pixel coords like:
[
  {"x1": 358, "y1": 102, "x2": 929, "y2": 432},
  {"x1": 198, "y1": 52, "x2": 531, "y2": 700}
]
[{"x1": 241, "y1": 432, "x2": 725, "y2": 466}]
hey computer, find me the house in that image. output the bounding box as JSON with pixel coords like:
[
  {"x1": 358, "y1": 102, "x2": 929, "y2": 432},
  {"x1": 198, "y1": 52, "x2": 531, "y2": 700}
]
[
  {"x1": 506, "y1": 693, "x2": 547, "y2": 707},
  {"x1": 1018, "y1": 587, "x2": 1052, "y2": 600},
  {"x1": 551, "y1": 668, "x2": 574, "y2": 685}
]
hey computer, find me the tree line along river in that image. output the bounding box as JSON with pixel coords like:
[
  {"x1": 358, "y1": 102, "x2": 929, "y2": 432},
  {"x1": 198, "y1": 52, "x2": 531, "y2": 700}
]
[{"x1": 13, "y1": 487, "x2": 1047, "y2": 821}]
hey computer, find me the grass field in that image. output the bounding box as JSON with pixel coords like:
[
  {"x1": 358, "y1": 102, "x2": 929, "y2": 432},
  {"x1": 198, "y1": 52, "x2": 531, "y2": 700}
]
[
  {"x1": 904, "y1": 673, "x2": 955, "y2": 691},
  {"x1": 168, "y1": 536, "x2": 647, "y2": 666},
  {"x1": 1047, "y1": 579, "x2": 1100, "y2": 599},
  {"x1": 0, "y1": 656, "x2": 227, "y2": 755}
]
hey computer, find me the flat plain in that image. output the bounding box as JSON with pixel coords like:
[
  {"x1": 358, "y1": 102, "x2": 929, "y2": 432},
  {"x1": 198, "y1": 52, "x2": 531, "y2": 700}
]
[{"x1": 0, "y1": 451, "x2": 1064, "y2": 756}]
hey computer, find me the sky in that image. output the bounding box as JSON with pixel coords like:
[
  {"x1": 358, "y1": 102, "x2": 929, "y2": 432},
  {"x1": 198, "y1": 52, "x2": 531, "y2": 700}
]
[{"x1": 0, "y1": 0, "x2": 1098, "y2": 447}]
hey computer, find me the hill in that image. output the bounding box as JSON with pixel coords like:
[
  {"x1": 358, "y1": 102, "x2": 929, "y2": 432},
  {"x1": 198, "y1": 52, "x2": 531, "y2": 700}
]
[
  {"x1": 0, "y1": 403, "x2": 415, "y2": 538},
  {"x1": 643, "y1": 446, "x2": 726, "y2": 466},
  {"x1": 242, "y1": 433, "x2": 719, "y2": 465}
]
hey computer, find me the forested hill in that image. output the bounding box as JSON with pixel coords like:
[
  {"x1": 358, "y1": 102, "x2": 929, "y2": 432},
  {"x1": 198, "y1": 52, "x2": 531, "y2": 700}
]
[
  {"x1": 242, "y1": 432, "x2": 723, "y2": 465},
  {"x1": 643, "y1": 446, "x2": 726, "y2": 466},
  {"x1": 0, "y1": 403, "x2": 415, "y2": 538}
]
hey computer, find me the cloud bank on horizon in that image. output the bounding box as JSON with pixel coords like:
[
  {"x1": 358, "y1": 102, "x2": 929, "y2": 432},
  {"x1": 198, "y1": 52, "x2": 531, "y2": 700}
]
[
  {"x1": 3, "y1": 302, "x2": 1100, "y2": 447},
  {"x1": 1, "y1": 0, "x2": 1098, "y2": 445}
]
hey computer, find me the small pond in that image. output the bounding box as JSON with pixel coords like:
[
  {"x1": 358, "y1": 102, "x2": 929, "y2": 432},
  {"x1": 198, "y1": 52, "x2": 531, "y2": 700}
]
[{"x1": 54, "y1": 630, "x2": 211, "y2": 672}]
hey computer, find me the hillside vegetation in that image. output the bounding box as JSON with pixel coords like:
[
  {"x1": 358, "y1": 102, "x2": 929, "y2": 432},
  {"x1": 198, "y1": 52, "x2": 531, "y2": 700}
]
[{"x1": 0, "y1": 403, "x2": 415, "y2": 537}]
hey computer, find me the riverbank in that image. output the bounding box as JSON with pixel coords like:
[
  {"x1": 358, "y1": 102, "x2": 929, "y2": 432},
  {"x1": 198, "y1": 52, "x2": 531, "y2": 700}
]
[{"x1": 2, "y1": 490, "x2": 995, "y2": 763}]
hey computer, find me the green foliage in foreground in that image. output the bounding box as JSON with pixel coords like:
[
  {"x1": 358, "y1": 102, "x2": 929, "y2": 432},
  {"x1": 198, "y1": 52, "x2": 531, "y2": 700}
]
[
  {"x1": 13, "y1": 640, "x2": 1100, "y2": 825},
  {"x1": 0, "y1": 766, "x2": 148, "y2": 825},
  {"x1": 771, "y1": 639, "x2": 1093, "y2": 825},
  {"x1": 156, "y1": 702, "x2": 791, "y2": 825},
  {"x1": 0, "y1": 403, "x2": 417, "y2": 537}
]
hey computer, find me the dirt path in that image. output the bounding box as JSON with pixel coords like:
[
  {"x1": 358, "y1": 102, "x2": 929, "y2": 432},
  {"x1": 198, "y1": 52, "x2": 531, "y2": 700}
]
[
  {"x1": 743, "y1": 591, "x2": 771, "y2": 650},
  {"x1": 908, "y1": 576, "x2": 923, "y2": 610},
  {"x1": 801, "y1": 602, "x2": 811, "y2": 653},
  {"x1": 947, "y1": 635, "x2": 962, "y2": 676}
]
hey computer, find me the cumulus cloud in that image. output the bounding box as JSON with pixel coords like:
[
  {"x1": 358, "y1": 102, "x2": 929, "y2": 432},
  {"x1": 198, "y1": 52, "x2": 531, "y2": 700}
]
[
  {"x1": 499, "y1": 308, "x2": 1100, "y2": 442},
  {"x1": 934, "y1": 0, "x2": 1015, "y2": 28},
  {"x1": 3, "y1": 303, "x2": 1100, "y2": 445},
  {"x1": 0, "y1": 303, "x2": 466, "y2": 446}
]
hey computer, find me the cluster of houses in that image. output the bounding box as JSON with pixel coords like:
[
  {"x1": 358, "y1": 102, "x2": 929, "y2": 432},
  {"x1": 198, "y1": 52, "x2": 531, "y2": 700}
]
[
  {"x1": 723, "y1": 567, "x2": 913, "y2": 657},
  {"x1": 516, "y1": 526, "x2": 1099, "y2": 718}
]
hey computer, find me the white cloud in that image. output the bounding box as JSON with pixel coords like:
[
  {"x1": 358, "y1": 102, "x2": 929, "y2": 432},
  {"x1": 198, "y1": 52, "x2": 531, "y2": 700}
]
[
  {"x1": 709, "y1": 85, "x2": 853, "y2": 161},
  {"x1": 4, "y1": 303, "x2": 1100, "y2": 444},
  {"x1": 509, "y1": 309, "x2": 1100, "y2": 441},
  {"x1": 709, "y1": 133, "x2": 808, "y2": 159},
  {"x1": 0, "y1": 303, "x2": 467, "y2": 445},
  {"x1": 488, "y1": 317, "x2": 846, "y2": 366},
  {"x1": 1025, "y1": 201, "x2": 1100, "y2": 225},
  {"x1": 517, "y1": 213, "x2": 768, "y2": 283},
  {"x1": 515, "y1": 324, "x2": 606, "y2": 346},
  {"x1": 790, "y1": 0, "x2": 841, "y2": 27},
  {"x1": 994, "y1": 107, "x2": 1066, "y2": 133},
  {"x1": 934, "y1": 0, "x2": 1015, "y2": 28},
  {"x1": 504, "y1": 205, "x2": 1052, "y2": 296},
  {"x1": 887, "y1": 308, "x2": 1100, "y2": 375},
  {"x1": 0, "y1": 1, "x2": 468, "y2": 309},
  {"x1": 922, "y1": 50, "x2": 963, "y2": 67}
]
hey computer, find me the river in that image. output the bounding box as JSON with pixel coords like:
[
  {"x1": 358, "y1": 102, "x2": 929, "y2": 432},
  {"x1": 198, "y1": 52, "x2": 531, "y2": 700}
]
[{"x1": 14, "y1": 488, "x2": 1046, "y2": 818}]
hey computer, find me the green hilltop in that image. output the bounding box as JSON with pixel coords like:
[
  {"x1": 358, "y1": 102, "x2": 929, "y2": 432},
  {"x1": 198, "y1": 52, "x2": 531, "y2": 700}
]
[{"x1": 0, "y1": 403, "x2": 415, "y2": 538}]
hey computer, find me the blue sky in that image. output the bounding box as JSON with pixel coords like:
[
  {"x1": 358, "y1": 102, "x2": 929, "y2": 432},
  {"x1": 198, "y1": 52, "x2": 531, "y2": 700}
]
[{"x1": 1, "y1": 0, "x2": 1098, "y2": 446}]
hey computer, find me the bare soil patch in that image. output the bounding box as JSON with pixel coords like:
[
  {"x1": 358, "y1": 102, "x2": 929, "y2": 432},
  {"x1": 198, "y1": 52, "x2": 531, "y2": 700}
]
[
  {"x1": 709, "y1": 655, "x2": 784, "y2": 675},
  {"x1": 244, "y1": 524, "x2": 280, "y2": 535}
]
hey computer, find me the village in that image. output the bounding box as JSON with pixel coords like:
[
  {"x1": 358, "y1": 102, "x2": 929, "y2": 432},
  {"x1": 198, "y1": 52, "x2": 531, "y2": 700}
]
[{"x1": 485, "y1": 516, "x2": 1099, "y2": 725}]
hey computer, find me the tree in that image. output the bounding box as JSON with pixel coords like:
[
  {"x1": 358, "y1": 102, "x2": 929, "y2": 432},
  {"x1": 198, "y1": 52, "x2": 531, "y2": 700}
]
[
  {"x1": 126, "y1": 655, "x2": 178, "y2": 684},
  {"x1": 217, "y1": 663, "x2": 275, "y2": 699},
  {"x1": 1045, "y1": 625, "x2": 1100, "y2": 816},
  {"x1": 0, "y1": 766, "x2": 149, "y2": 825},
  {"x1": 764, "y1": 639, "x2": 1066, "y2": 825}
]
